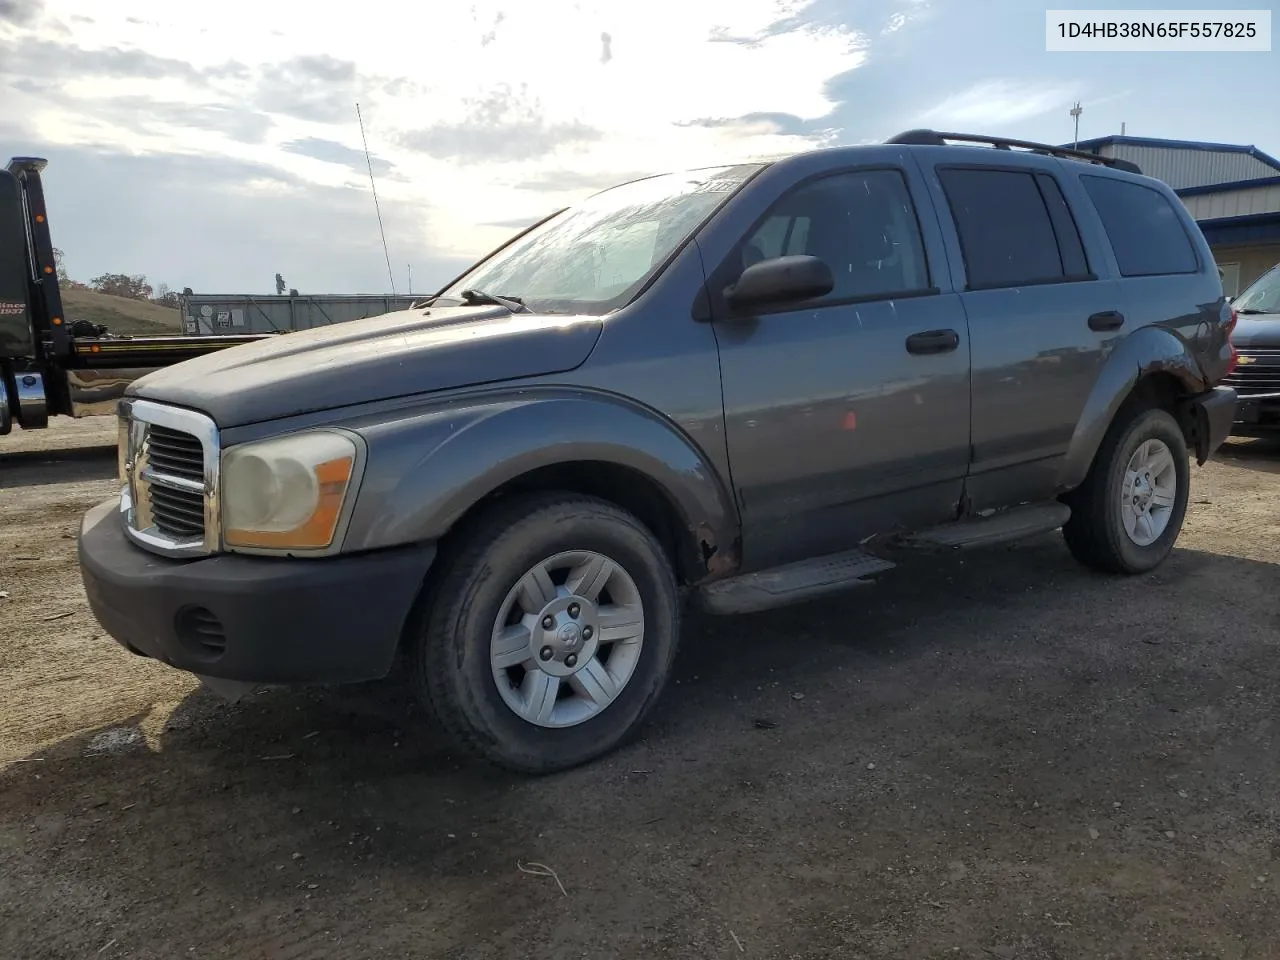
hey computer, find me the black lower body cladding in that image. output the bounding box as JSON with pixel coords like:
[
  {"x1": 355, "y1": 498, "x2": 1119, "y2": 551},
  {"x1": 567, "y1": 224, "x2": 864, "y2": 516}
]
[
  {"x1": 1184, "y1": 385, "x2": 1238, "y2": 459},
  {"x1": 77, "y1": 498, "x2": 437, "y2": 684}
]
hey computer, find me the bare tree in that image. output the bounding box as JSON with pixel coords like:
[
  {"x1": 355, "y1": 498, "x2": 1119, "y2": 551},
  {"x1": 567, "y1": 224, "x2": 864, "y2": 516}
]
[
  {"x1": 154, "y1": 282, "x2": 180, "y2": 307},
  {"x1": 52, "y1": 247, "x2": 69, "y2": 283}
]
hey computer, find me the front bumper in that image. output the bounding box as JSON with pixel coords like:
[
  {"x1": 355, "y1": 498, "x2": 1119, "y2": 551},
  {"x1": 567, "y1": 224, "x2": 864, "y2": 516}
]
[
  {"x1": 1231, "y1": 392, "x2": 1280, "y2": 432},
  {"x1": 78, "y1": 498, "x2": 437, "y2": 684}
]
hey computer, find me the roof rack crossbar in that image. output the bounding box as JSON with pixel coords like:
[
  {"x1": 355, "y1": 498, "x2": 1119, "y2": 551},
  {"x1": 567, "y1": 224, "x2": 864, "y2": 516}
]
[{"x1": 884, "y1": 129, "x2": 1143, "y2": 175}]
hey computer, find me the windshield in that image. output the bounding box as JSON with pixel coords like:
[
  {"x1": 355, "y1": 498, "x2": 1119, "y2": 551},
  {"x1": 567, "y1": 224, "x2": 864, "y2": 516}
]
[
  {"x1": 1234, "y1": 263, "x2": 1280, "y2": 313},
  {"x1": 435, "y1": 163, "x2": 764, "y2": 315}
]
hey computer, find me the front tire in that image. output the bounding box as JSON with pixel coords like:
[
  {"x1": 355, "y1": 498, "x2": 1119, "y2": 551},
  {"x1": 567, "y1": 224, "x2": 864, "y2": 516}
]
[
  {"x1": 1062, "y1": 404, "x2": 1190, "y2": 574},
  {"x1": 411, "y1": 493, "x2": 680, "y2": 774}
]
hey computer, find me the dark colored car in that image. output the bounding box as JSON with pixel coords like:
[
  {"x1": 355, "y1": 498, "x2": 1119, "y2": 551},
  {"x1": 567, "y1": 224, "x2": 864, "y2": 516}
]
[
  {"x1": 77, "y1": 130, "x2": 1237, "y2": 774},
  {"x1": 1222, "y1": 261, "x2": 1280, "y2": 434}
]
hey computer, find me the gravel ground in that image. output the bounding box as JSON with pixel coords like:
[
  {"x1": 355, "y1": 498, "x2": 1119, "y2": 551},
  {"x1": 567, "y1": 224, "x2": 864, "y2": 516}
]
[{"x1": 1, "y1": 417, "x2": 1278, "y2": 960}]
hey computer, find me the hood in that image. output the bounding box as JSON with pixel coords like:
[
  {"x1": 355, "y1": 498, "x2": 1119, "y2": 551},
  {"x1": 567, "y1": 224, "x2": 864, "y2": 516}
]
[
  {"x1": 127, "y1": 305, "x2": 603, "y2": 427},
  {"x1": 1231, "y1": 311, "x2": 1280, "y2": 350}
]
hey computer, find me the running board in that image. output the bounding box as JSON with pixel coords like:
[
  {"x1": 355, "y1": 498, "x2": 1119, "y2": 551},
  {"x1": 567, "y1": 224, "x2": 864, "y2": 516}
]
[
  {"x1": 696, "y1": 549, "x2": 896, "y2": 615},
  {"x1": 890, "y1": 501, "x2": 1072, "y2": 552}
]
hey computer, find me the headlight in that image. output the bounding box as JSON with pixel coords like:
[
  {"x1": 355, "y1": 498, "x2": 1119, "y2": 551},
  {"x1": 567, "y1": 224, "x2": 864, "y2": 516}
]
[{"x1": 221, "y1": 430, "x2": 363, "y2": 553}]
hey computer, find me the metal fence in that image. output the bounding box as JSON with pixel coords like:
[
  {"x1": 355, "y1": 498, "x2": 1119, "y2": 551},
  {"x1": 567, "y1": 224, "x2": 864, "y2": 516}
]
[{"x1": 177, "y1": 294, "x2": 423, "y2": 335}]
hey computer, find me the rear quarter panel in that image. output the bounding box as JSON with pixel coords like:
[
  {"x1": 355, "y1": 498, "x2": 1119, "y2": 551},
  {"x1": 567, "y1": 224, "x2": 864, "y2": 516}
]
[
  {"x1": 1057, "y1": 165, "x2": 1228, "y2": 379},
  {"x1": 1053, "y1": 164, "x2": 1230, "y2": 488}
]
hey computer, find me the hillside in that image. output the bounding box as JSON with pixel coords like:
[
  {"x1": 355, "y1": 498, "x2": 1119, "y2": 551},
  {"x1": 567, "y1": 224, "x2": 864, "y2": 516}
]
[{"x1": 59, "y1": 288, "x2": 182, "y2": 336}]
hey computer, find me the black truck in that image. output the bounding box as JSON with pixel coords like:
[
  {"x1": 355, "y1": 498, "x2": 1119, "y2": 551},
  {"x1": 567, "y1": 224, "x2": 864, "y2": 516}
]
[
  {"x1": 1221, "y1": 260, "x2": 1280, "y2": 433},
  {"x1": 0, "y1": 156, "x2": 272, "y2": 434},
  {"x1": 77, "y1": 131, "x2": 1238, "y2": 774}
]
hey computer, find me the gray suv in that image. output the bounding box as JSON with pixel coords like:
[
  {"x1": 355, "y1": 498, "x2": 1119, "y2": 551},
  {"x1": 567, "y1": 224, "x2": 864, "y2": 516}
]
[{"x1": 78, "y1": 130, "x2": 1238, "y2": 773}]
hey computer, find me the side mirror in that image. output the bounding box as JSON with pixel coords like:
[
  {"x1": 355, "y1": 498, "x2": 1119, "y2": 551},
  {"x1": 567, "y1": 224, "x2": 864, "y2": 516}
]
[{"x1": 725, "y1": 255, "x2": 834, "y2": 310}]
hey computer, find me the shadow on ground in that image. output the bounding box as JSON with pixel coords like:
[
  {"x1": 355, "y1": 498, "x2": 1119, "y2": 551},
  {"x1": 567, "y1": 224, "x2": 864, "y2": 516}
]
[
  {"x1": 0, "y1": 444, "x2": 117, "y2": 489},
  {"x1": 3, "y1": 536, "x2": 1278, "y2": 959},
  {"x1": 1215, "y1": 435, "x2": 1280, "y2": 475}
]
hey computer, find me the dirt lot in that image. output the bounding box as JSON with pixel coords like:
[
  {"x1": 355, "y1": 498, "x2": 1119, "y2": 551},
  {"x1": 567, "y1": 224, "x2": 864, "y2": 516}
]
[{"x1": 2, "y1": 418, "x2": 1279, "y2": 960}]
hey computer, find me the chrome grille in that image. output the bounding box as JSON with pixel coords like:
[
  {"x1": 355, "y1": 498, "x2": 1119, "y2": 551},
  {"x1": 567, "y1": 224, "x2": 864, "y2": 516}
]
[
  {"x1": 146, "y1": 425, "x2": 205, "y2": 481},
  {"x1": 149, "y1": 481, "x2": 206, "y2": 539},
  {"x1": 144, "y1": 425, "x2": 206, "y2": 540},
  {"x1": 118, "y1": 399, "x2": 220, "y2": 558},
  {"x1": 1224, "y1": 348, "x2": 1280, "y2": 396}
]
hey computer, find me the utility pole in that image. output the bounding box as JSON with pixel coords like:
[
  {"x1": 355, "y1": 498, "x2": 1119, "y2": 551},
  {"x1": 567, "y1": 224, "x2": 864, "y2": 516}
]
[
  {"x1": 408, "y1": 264, "x2": 413, "y2": 296},
  {"x1": 1070, "y1": 101, "x2": 1083, "y2": 150}
]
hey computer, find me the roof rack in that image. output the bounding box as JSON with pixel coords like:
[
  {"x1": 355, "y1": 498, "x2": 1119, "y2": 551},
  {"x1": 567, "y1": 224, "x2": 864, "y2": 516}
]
[{"x1": 884, "y1": 129, "x2": 1143, "y2": 175}]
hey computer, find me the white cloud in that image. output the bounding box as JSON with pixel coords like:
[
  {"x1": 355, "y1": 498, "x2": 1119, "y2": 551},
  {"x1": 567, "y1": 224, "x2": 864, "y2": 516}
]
[
  {"x1": 883, "y1": 0, "x2": 932, "y2": 35},
  {"x1": 4, "y1": 0, "x2": 877, "y2": 272},
  {"x1": 918, "y1": 80, "x2": 1079, "y2": 129}
]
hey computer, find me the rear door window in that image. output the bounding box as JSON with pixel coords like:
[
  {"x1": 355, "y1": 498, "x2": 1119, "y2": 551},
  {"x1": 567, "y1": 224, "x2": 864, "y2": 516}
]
[
  {"x1": 1080, "y1": 175, "x2": 1199, "y2": 277},
  {"x1": 938, "y1": 168, "x2": 1082, "y2": 290}
]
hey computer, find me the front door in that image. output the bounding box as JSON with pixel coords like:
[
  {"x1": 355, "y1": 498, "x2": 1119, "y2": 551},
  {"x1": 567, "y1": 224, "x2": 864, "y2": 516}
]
[{"x1": 710, "y1": 166, "x2": 973, "y2": 571}]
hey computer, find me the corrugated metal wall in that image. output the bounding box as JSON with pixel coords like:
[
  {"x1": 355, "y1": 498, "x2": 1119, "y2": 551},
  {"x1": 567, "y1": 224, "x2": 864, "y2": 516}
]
[
  {"x1": 178, "y1": 294, "x2": 422, "y2": 335},
  {"x1": 1098, "y1": 144, "x2": 1276, "y2": 189},
  {"x1": 1181, "y1": 183, "x2": 1280, "y2": 220}
]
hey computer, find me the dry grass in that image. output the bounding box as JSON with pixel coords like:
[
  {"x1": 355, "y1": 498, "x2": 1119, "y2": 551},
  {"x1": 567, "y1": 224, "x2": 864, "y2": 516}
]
[{"x1": 59, "y1": 288, "x2": 182, "y2": 336}]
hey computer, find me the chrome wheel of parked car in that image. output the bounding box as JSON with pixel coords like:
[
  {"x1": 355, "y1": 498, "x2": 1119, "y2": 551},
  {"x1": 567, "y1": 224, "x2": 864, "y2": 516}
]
[
  {"x1": 1119, "y1": 438, "x2": 1178, "y2": 547},
  {"x1": 490, "y1": 550, "x2": 645, "y2": 728}
]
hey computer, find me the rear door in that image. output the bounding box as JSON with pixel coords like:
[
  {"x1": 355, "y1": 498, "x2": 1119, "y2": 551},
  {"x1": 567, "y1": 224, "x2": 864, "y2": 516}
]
[{"x1": 921, "y1": 161, "x2": 1126, "y2": 509}]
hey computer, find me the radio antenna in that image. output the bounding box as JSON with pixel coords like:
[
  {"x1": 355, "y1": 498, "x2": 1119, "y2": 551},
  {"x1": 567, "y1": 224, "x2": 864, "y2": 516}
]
[{"x1": 356, "y1": 101, "x2": 396, "y2": 294}]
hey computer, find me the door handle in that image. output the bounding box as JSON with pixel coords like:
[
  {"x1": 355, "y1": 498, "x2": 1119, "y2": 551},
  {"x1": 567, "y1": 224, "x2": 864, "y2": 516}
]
[
  {"x1": 1088, "y1": 310, "x2": 1125, "y2": 331},
  {"x1": 905, "y1": 329, "x2": 960, "y2": 355}
]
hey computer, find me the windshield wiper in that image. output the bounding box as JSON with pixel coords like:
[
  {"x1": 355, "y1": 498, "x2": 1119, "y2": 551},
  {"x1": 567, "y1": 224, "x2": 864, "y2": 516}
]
[
  {"x1": 1236, "y1": 308, "x2": 1270, "y2": 315},
  {"x1": 410, "y1": 290, "x2": 529, "y2": 312},
  {"x1": 460, "y1": 289, "x2": 529, "y2": 312}
]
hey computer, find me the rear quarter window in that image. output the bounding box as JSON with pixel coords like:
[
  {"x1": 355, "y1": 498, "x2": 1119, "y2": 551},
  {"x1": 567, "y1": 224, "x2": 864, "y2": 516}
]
[{"x1": 1080, "y1": 175, "x2": 1200, "y2": 277}]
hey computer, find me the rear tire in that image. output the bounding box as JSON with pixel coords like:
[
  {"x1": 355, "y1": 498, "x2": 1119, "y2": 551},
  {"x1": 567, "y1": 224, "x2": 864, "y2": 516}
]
[
  {"x1": 410, "y1": 493, "x2": 680, "y2": 774},
  {"x1": 1062, "y1": 404, "x2": 1190, "y2": 574}
]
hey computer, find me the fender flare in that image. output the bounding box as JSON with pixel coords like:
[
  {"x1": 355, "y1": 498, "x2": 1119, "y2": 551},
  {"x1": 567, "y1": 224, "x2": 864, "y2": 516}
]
[
  {"x1": 1059, "y1": 325, "x2": 1208, "y2": 490},
  {"x1": 342, "y1": 387, "x2": 740, "y2": 576}
]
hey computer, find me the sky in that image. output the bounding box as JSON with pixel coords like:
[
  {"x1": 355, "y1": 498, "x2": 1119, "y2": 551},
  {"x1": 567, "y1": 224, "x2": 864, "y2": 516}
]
[{"x1": 1, "y1": 0, "x2": 1277, "y2": 296}]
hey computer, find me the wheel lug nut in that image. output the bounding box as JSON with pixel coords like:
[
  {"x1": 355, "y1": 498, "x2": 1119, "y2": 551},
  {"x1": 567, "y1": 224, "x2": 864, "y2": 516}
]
[
  {"x1": 567, "y1": 603, "x2": 581, "y2": 619},
  {"x1": 565, "y1": 654, "x2": 578, "y2": 668},
  {"x1": 539, "y1": 646, "x2": 553, "y2": 661},
  {"x1": 541, "y1": 615, "x2": 554, "y2": 630},
  {"x1": 583, "y1": 626, "x2": 594, "y2": 640}
]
